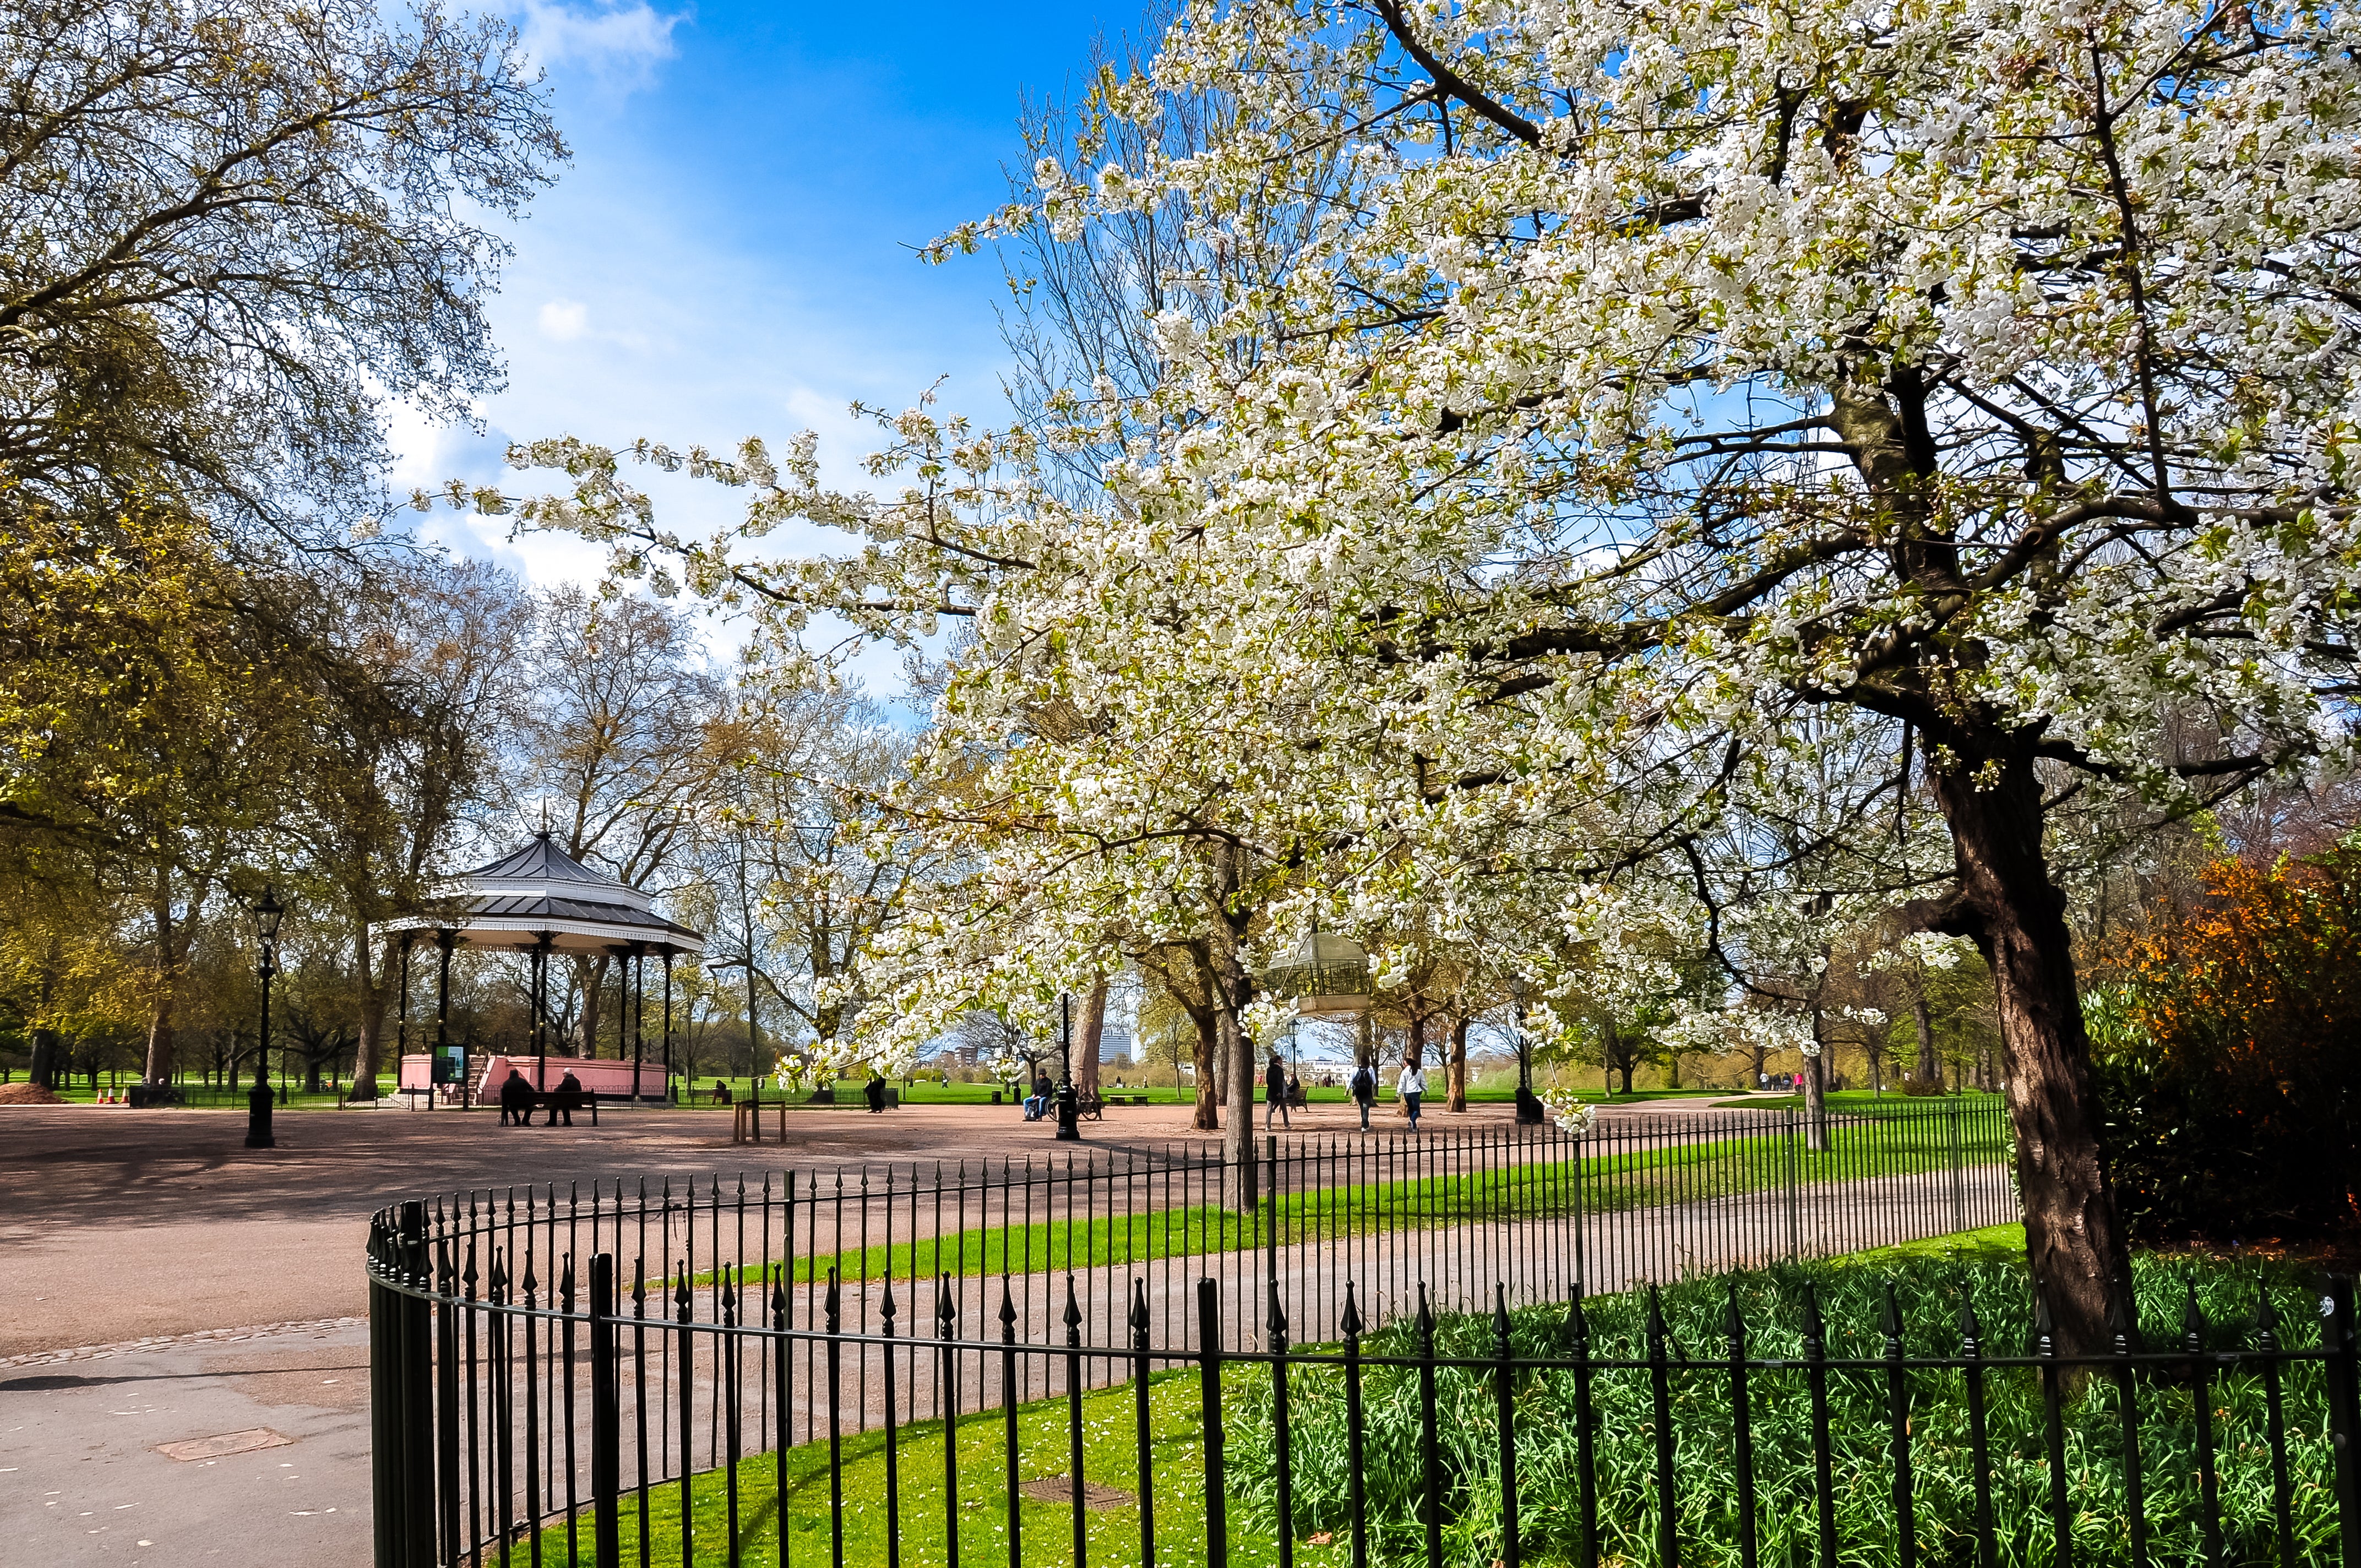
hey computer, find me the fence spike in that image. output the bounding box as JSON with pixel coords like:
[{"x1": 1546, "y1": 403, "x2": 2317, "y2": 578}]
[
  {"x1": 1342, "y1": 1281, "x2": 1365, "y2": 1341},
  {"x1": 880, "y1": 1277, "x2": 897, "y2": 1326},
  {"x1": 2183, "y1": 1276, "x2": 2210, "y2": 1351},
  {"x1": 1063, "y1": 1275, "x2": 1083, "y2": 1335},
  {"x1": 942, "y1": 1273, "x2": 960, "y2": 1336},
  {"x1": 1130, "y1": 1277, "x2": 1151, "y2": 1338},
  {"x1": 1959, "y1": 1291, "x2": 1984, "y2": 1355},
  {"x1": 1881, "y1": 1280, "x2": 1903, "y2": 1352}
]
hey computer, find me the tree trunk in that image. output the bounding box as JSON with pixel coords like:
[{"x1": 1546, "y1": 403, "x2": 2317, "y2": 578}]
[
  {"x1": 1803, "y1": 1000, "x2": 1831, "y2": 1151},
  {"x1": 348, "y1": 927, "x2": 393, "y2": 1099},
  {"x1": 28, "y1": 937, "x2": 61, "y2": 1088},
  {"x1": 1188, "y1": 1009, "x2": 1221, "y2": 1129},
  {"x1": 1914, "y1": 988, "x2": 1939, "y2": 1084},
  {"x1": 1077, "y1": 979, "x2": 1107, "y2": 1097},
  {"x1": 1446, "y1": 1015, "x2": 1470, "y2": 1112},
  {"x1": 142, "y1": 869, "x2": 179, "y2": 1084},
  {"x1": 1928, "y1": 749, "x2": 2132, "y2": 1355}
]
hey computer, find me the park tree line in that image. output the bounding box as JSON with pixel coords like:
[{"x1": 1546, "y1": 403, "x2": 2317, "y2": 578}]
[{"x1": 0, "y1": 1, "x2": 912, "y2": 1101}]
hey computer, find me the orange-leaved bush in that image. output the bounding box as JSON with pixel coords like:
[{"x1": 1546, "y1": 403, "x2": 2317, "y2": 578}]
[{"x1": 2091, "y1": 845, "x2": 2361, "y2": 1245}]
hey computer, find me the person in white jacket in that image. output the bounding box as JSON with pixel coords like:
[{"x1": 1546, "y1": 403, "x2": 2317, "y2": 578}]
[{"x1": 1396, "y1": 1061, "x2": 1426, "y2": 1130}]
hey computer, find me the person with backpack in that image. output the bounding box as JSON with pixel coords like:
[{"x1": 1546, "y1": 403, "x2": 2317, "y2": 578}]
[
  {"x1": 1348, "y1": 1060, "x2": 1377, "y2": 1131},
  {"x1": 1396, "y1": 1059, "x2": 1427, "y2": 1130}
]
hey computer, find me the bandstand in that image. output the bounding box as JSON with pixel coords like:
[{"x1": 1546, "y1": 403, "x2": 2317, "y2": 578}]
[{"x1": 391, "y1": 832, "x2": 704, "y2": 1106}]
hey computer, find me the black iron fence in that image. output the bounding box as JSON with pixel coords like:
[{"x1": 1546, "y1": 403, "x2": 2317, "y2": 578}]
[{"x1": 369, "y1": 1105, "x2": 2324, "y2": 1568}]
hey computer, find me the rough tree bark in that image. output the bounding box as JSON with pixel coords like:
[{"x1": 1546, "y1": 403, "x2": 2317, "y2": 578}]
[
  {"x1": 29, "y1": 934, "x2": 62, "y2": 1088},
  {"x1": 1914, "y1": 988, "x2": 1939, "y2": 1085},
  {"x1": 1076, "y1": 978, "x2": 1107, "y2": 1097},
  {"x1": 350, "y1": 932, "x2": 388, "y2": 1098},
  {"x1": 1921, "y1": 749, "x2": 2132, "y2": 1354},
  {"x1": 1803, "y1": 995, "x2": 1831, "y2": 1151},
  {"x1": 1446, "y1": 1015, "x2": 1470, "y2": 1112}
]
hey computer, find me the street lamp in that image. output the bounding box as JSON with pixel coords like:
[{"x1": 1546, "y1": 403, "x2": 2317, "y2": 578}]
[
  {"x1": 246, "y1": 888, "x2": 284, "y2": 1150},
  {"x1": 1511, "y1": 976, "x2": 1543, "y2": 1125},
  {"x1": 1054, "y1": 993, "x2": 1080, "y2": 1141}
]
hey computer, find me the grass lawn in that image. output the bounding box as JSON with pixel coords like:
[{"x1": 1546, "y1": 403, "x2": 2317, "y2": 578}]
[
  {"x1": 1710, "y1": 1088, "x2": 2008, "y2": 1114},
  {"x1": 711, "y1": 1114, "x2": 2010, "y2": 1289},
  {"x1": 537, "y1": 1231, "x2": 2335, "y2": 1568},
  {"x1": 31, "y1": 1080, "x2": 356, "y2": 1109},
  {"x1": 526, "y1": 1367, "x2": 1324, "y2": 1568},
  {"x1": 667, "y1": 1078, "x2": 1738, "y2": 1110}
]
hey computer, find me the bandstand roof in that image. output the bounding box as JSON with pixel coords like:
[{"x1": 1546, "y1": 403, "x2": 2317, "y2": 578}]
[{"x1": 404, "y1": 834, "x2": 705, "y2": 955}]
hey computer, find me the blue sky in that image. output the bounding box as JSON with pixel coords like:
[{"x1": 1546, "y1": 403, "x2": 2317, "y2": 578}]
[{"x1": 400, "y1": 0, "x2": 1143, "y2": 613}]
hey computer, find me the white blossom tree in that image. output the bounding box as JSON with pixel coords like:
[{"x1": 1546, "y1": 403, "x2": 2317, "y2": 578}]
[
  {"x1": 978, "y1": 0, "x2": 2360, "y2": 1350},
  {"x1": 463, "y1": 0, "x2": 2361, "y2": 1349}
]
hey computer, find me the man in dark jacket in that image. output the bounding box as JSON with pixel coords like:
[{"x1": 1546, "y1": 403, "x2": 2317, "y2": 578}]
[
  {"x1": 1348, "y1": 1061, "x2": 1377, "y2": 1131},
  {"x1": 1264, "y1": 1051, "x2": 1291, "y2": 1129},
  {"x1": 547, "y1": 1069, "x2": 583, "y2": 1126},
  {"x1": 498, "y1": 1068, "x2": 534, "y2": 1127}
]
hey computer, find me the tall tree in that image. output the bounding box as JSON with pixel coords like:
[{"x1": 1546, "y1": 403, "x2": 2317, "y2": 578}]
[{"x1": 0, "y1": 0, "x2": 561, "y2": 541}]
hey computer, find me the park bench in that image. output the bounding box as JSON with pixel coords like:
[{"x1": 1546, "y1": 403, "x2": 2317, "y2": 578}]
[{"x1": 501, "y1": 1088, "x2": 601, "y2": 1127}]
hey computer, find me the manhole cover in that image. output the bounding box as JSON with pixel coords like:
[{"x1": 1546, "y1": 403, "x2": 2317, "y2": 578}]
[
  {"x1": 157, "y1": 1428, "x2": 292, "y2": 1462},
  {"x1": 1018, "y1": 1476, "x2": 1132, "y2": 1511}
]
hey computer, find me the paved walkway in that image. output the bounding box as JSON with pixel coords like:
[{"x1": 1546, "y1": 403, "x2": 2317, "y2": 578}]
[{"x1": 0, "y1": 1093, "x2": 1890, "y2": 1568}]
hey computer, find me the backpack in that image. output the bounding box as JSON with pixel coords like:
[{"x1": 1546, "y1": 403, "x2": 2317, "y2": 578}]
[{"x1": 1350, "y1": 1065, "x2": 1374, "y2": 1100}]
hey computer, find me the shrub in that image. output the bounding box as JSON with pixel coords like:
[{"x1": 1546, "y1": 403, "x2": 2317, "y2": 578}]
[
  {"x1": 1226, "y1": 1249, "x2": 2340, "y2": 1568},
  {"x1": 2090, "y1": 843, "x2": 2361, "y2": 1245}
]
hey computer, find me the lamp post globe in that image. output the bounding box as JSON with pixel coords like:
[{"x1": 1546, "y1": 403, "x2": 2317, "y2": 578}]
[{"x1": 246, "y1": 888, "x2": 282, "y2": 1150}]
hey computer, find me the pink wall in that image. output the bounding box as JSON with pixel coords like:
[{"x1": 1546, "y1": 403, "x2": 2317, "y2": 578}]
[{"x1": 394, "y1": 1054, "x2": 666, "y2": 1098}]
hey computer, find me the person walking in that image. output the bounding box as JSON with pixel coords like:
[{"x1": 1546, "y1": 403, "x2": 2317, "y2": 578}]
[
  {"x1": 1348, "y1": 1060, "x2": 1377, "y2": 1131},
  {"x1": 1264, "y1": 1051, "x2": 1291, "y2": 1129},
  {"x1": 1397, "y1": 1059, "x2": 1427, "y2": 1130}
]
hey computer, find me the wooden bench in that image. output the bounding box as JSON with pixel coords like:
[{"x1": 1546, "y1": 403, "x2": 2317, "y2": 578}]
[
  {"x1": 502, "y1": 1089, "x2": 601, "y2": 1126},
  {"x1": 1102, "y1": 1093, "x2": 1151, "y2": 1107}
]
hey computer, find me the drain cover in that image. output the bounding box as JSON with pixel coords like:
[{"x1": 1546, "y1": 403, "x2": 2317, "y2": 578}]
[
  {"x1": 1018, "y1": 1476, "x2": 1133, "y2": 1510},
  {"x1": 157, "y1": 1428, "x2": 292, "y2": 1461}
]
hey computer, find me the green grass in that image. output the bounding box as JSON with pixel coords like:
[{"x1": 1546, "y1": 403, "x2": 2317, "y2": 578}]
[
  {"x1": 1224, "y1": 1246, "x2": 2344, "y2": 1568},
  {"x1": 707, "y1": 1112, "x2": 2011, "y2": 1290},
  {"x1": 534, "y1": 1238, "x2": 2335, "y2": 1568},
  {"x1": 522, "y1": 1368, "x2": 1328, "y2": 1568},
  {"x1": 1711, "y1": 1089, "x2": 2009, "y2": 1113},
  {"x1": 29, "y1": 1080, "x2": 356, "y2": 1109},
  {"x1": 670, "y1": 1078, "x2": 1738, "y2": 1110}
]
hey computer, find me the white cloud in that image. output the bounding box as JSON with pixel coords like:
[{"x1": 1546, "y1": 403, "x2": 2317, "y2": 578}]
[
  {"x1": 537, "y1": 298, "x2": 590, "y2": 340},
  {"x1": 515, "y1": 2, "x2": 684, "y2": 91}
]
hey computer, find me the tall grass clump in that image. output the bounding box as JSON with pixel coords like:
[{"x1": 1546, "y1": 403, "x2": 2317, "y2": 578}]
[{"x1": 1228, "y1": 1249, "x2": 2347, "y2": 1567}]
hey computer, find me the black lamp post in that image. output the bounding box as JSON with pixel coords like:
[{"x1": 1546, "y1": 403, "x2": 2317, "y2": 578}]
[
  {"x1": 1054, "y1": 993, "x2": 1080, "y2": 1141},
  {"x1": 246, "y1": 888, "x2": 283, "y2": 1150},
  {"x1": 1512, "y1": 976, "x2": 1543, "y2": 1125}
]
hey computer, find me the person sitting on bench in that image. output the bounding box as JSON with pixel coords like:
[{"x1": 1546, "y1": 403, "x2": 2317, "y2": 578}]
[
  {"x1": 546, "y1": 1069, "x2": 584, "y2": 1126},
  {"x1": 1023, "y1": 1074, "x2": 1052, "y2": 1120},
  {"x1": 499, "y1": 1067, "x2": 535, "y2": 1127}
]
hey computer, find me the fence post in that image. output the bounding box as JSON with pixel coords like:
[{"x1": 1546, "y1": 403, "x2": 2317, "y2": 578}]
[
  {"x1": 368, "y1": 1214, "x2": 401, "y2": 1568},
  {"x1": 2328, "y1": 1276, "x2": 2361, "y2": 1568},
  {"x1": 396, "y1": 1199, "x2": 435, "y2": 1567},
  {"x1": 1949, "y1": 1101, "x2": 1965, "y2": 1234},
  {"x1": 1783, "y1": 1107, "x2": 1802, "y2": 1260},
  {"x1": 590, "y1": 1254, "x2": 621, "y2": 1568},
  {"x1": 1198, "y1": 1278, "x2": 1228, "y2": 1568}
]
